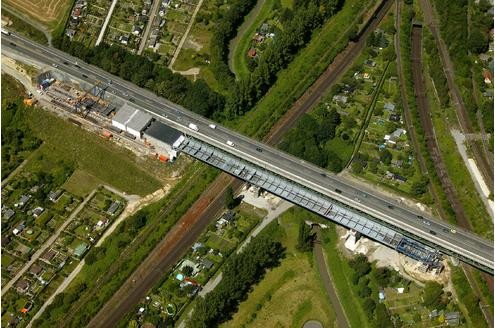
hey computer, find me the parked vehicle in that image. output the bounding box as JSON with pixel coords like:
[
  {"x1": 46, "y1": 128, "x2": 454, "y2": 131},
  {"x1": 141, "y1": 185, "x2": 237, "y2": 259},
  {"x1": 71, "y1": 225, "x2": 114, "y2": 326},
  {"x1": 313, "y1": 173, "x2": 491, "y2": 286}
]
[{"x1": 188, "y1": 123, "x2": 199, "y2": 131}]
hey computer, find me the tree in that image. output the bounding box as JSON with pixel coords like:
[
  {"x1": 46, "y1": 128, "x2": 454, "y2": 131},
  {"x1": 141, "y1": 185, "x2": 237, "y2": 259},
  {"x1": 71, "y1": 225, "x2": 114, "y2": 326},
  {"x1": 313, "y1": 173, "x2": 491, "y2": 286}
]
[
  {"x1": 373, "y1": 267, "x2": 392, "y2": 286},
  {"x1": 363, "y1": 298, "x2": 376, "y2": 319},
  {"x1": 468, "y1": 28, "x2": 488, "y2": 54},
  {"x1": 411, "y1": 176, "x2": 429, "y2": 196},
  {"x1": 352, "y1": 161, "x2": 364, "y2": 174},
  {"x1": 296, "y1": 221, "x2": 313, "y2": 252},
  {"x1": 182, "y1": 265, "x2": 194, "y2": 276},
  {"x1": 225, "y1": 186, "x2": 236, "y2": 209},
  {"x1": 359, "y1": 285, "x2": 372, "y2": 298},
  {"x1": 423, "y1": 281, "x2": 444, "y2": 308},
  {"x1": 379, "y1": 149, "x2": 392, "y2": 165},
  {"x1": 374, "y1": 303, "x2": 393, "y2": 328}
]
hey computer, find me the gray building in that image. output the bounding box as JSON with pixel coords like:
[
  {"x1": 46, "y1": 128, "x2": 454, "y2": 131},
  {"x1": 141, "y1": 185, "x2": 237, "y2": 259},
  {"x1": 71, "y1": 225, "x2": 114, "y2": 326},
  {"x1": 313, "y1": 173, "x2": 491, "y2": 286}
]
[
  {"x1": 143, "y1": 121, "x2": 182, "y2": 161},
  {"x1": 112, "y1": 103, "x2": 153, "y2": 139}
]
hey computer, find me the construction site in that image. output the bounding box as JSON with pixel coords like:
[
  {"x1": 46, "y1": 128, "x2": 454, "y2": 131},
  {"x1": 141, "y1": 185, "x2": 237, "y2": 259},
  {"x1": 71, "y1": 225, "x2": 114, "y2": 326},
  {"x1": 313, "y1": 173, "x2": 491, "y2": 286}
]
[{"x1": 26, "y1": 69, "x2": 182, "y2": 164}]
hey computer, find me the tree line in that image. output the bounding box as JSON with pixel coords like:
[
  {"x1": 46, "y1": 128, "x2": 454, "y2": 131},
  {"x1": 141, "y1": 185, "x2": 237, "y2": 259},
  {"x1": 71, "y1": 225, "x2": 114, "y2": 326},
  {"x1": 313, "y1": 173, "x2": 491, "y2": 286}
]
[
  {"x1": 188, "y1": 234, "x2": 284, "y2": 327},
  {"x1": 52, "y1": 37, "x2": 225, "y2": 118}
]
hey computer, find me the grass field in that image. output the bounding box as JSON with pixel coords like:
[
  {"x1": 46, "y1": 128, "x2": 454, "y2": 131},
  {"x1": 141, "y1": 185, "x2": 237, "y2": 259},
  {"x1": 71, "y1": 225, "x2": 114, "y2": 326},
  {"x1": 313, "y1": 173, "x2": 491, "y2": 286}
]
[
  {"x1": 321, "y1": 226, "x2": 372, "y2": 328},
  {"x1": 222, "y1": 209, "x2": 336, "y2": 328},
  {"x1": 63, "y1": 170, "x2": 105, "y2": 198},
  {"x1": 4, "y1": 0, "x2": 72, "y2": 35}
]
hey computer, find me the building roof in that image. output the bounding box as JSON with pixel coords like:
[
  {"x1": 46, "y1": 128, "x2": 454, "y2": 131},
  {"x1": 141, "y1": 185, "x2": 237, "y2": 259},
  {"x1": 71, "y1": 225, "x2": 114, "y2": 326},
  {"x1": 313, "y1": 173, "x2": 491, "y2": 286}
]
[
  {"x1": 384, "y1": 102, "x2": 396, "y2": 111},
  {"x1": 49, "y1": 189, "x2": 63, "y2": 201},
  {"x1": 202, "y1": 258, "x2": 214, "y2": 269},
  {"x1": 3, "y1": 209, "x2": 15, "y2": 220},
  {"x1": 113, "y1": 104, "x2": 153, "y2": 133},
  {"x1": 16, "y1": 279, "x2": 30, "y2": 291},
  {"x1": 107, "y1": 201, "x2": 120, "y2": 215},
  {"x1": 42, "y1": 249, "x2": 56, "y2": 261},
  {"x1": 73, "y1": 243, "x2": 88, "y2": 257},
  {"x1": 144, "y1": 120, "x2": 182, "y2": 145},
  {"x1": 30, "y1": 264, "x2": 43, "y2": 275}
]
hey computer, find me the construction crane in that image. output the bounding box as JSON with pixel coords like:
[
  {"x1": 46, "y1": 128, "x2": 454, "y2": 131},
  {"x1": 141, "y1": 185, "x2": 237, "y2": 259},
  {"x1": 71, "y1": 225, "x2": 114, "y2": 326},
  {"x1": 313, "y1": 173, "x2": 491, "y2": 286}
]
[{"x1": 74, "y1": 80, "x2": 108, "y2": 118}]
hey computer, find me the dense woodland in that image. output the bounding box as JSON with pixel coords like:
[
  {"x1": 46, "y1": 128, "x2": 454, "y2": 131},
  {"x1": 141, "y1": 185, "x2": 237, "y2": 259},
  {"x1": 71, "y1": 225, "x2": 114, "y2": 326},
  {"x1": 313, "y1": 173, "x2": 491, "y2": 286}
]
[
  {"x1": 279, "y1": 108, "x2": 346, "y2": 172},
  {"x1": 1, "y1": 87, "x2": 42, "y2": 179},
  {"x1": 188, "y1": 234, "x2": 284, "y2": 327}
]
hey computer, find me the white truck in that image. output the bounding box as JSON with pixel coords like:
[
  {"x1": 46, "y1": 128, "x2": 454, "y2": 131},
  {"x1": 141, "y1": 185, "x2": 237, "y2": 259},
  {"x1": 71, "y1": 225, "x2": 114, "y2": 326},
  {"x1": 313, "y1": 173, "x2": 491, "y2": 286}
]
[
  {"x1": 226, "y1": 140, "x2": 235, "y2": 147},
  {"x1": 188, "y1": 123, "x2": 199, "y2": 131}
]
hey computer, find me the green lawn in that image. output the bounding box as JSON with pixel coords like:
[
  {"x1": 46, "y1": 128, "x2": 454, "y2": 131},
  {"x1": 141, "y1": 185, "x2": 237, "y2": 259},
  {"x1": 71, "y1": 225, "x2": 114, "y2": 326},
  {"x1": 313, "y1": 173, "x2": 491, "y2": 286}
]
[
  {"x1": 63, "y1": 170, "x2": 104, "y2": 198},
  {"x1": 320, "y1": 225, "x2": 372, "y2": 328},
  {"x1": 222, "y1": 210, "x2": 336, "y2": 328}
]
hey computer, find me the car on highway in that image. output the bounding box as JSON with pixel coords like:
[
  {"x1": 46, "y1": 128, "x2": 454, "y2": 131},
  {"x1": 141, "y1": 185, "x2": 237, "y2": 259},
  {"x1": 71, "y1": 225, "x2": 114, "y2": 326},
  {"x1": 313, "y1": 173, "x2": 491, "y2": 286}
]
[
  {"x1": 450, "y1": 229, "x2": 457, "y2": 234},
  {"x1": 334, "y1": 189, "x2": 342, "y2": 194},
  {"x1": 9, "y1": 42, "x2": 16, "y2": 46},
  {"x1": 208, "y1": 124, "x2": 216, "y2": 129},
  {"x1": 422, "y1": 220, "x2": 431, "y2": 226},
  {"x1": 188, "y1": 123, "x2": 199, "y2": 131},
  {"x1": 226, "y1": 140, "x2": 235, "y2": 147},
  {"x1": 63, "y1": 61, "x2": 69, "y2": 65},
  {"x1": 387, "y1": 204, "x2": 394, "y2": 209},
  {"x1": 256, "y1": 147, "x2": 263, "y2": 152},
  {"x1": 82, "y1": 74, "x2": 88, "y2": 78},
  {"x1": 129, "y1": 98, "x2": 135, "y2": 103},
  {"x1": 52, "y1": 63, "x2": 58, "y2": 68},
  {"x1": 429, "y1": 230, "x2": 437, "y2": 235}
]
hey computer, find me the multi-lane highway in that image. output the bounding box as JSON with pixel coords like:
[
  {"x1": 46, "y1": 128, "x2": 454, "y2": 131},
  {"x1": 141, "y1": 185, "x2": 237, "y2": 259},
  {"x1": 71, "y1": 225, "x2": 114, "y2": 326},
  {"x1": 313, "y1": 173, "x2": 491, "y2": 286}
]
[{"x1": 2, "y1": 31, "x2": 493, "y2": 272}]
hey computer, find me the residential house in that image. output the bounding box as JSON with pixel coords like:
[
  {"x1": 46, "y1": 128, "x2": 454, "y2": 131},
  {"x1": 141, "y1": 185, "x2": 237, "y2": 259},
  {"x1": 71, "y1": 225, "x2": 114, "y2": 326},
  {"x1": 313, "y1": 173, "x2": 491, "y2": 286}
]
[
  {"x1": 384, "y1": 102, "x2": 396, "y2": 112},
  {"x1": 40, "y1": 249, "x2": 57, "y2": 264},
  {"x1": 120, "y1": 35, "x2": 129, "y2": 45},
  {"x1": 16, "y1": 279, "x2": 30, "y2": 294},
  {"x1": 132, "y1": 25, "x2": 142, "y2": 36},
  {"x1": 3, "y1": 209, "x2": 15, "y2": 221},
  {"x1": 12, "y1": 223, "x2": 25, "y2": 236},
  {"x1": 202, "y1": 258, "x2": 214, "y2": 270},
  {"x1": 391, "y1": 159, "x2": 403, "y2": 168},
  {"x1": 445, "y1": 312, "x2": 460, "y2": 326},
  {"x1": 48, "y1": 189, "x2": 63, "y2": 202},
  {"x1": 29, "y1": 264, "x2": 43, "y2": 277},
  {"x1": 333, "y1": 95, "x2": 348, "y2": 104},
  {"x1": 107, "y1": 201, "x2": 120, "y2": 215},
  {"x1": 342, "y1": 84, "x2": 356, "y2": 94},
  {"x1": 483, "y1": 69, "x2": 492, "y2": 84},
  {"x1": 365, "y1": 59, "x2": 376, "y2": 67},
  {"x1": 389, "y1": 113, "x2": 400, "y2": 122},
  {"x1": 32, "y1": 207, "x2": 45, "y2": 218},
  {"x1": 248, "y1": 48, "x2": 257, "y2": 58},
  {"x1": 66, "y1": 29, "x2": 76, "y2": 38},
  {"x1": 16, "y1": 195, "x2": 31, "y2": 208},
  {"x1": 222, "y1": 210, "x2": 235, "y2": 222},
  {"x1": 393, "y1": 173, "x2": 407, "y2": 183}
]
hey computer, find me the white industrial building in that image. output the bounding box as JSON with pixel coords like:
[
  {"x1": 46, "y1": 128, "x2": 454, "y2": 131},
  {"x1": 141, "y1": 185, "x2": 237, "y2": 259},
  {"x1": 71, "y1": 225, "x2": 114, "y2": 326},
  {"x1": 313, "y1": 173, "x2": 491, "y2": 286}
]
[
  {"x1": 143, "y1": 120, "x2": 183, "y2": 161},
  {"x1": 111, "y1": 103, "x2": 153, "y2": 139}
]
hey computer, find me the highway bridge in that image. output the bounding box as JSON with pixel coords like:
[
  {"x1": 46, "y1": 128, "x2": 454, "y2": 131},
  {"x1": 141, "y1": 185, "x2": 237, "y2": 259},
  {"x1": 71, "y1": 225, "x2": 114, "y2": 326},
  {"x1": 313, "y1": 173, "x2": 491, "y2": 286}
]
[{"x1": 2, "y1": 32, "x2": 493, "y2": 273}]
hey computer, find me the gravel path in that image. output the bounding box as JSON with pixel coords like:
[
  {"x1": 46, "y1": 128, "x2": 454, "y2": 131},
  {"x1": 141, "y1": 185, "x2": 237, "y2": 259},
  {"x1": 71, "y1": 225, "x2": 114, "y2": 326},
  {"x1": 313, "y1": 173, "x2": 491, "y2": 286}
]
[
  {"x1": 313, "y1": 227, "x2": 349, "y2": 328},
  {"x1": 95, "y1": 0, "x2": 118, "y2": 46}
]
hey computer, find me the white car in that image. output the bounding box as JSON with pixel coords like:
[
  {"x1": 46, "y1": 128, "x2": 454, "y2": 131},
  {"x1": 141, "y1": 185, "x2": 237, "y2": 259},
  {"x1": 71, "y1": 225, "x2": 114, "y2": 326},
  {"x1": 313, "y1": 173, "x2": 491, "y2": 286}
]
[
  {"x1": 226, "y1": 140, "x2": 235, "y2": 147},
  {"x1": 52, "y1": 63, "x2": 59, "y2": 68},
  {"x1": 209, "y1": 124, "x2": 216, "y2": 129}
]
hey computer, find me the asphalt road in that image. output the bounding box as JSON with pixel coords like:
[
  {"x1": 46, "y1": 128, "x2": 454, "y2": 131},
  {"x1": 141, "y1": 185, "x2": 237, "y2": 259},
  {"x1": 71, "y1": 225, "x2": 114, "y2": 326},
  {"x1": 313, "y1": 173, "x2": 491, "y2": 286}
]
[{"x1": 2, "y1": 33, "x2": 492, "y2": 272}]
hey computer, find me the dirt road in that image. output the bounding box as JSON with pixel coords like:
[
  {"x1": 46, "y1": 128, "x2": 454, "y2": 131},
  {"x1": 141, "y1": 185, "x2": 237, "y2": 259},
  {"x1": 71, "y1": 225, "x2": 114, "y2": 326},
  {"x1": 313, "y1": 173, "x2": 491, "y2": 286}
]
[{"x1": 313, "y1": 227, "x2": 350, "y2": 328}]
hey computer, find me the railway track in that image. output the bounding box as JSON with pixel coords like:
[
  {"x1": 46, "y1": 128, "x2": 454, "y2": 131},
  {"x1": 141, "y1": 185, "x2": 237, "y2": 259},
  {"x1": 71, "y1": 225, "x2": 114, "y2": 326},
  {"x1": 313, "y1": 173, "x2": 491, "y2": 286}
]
[
  {"x1": 410, "y1": 23, "x2": 470, "y2": 230},
  {"x1": 411, "y1": 23, "x2": 493, "y2": 325}
]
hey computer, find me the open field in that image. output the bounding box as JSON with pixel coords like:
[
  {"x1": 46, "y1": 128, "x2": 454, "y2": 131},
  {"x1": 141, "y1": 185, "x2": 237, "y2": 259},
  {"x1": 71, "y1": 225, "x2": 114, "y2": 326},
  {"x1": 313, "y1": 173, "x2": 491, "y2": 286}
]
[
  {"x1": 3, "y1": 0, "x2": 72, "y2": 35},
  {"x1": 223, "y1": 212, "x2": 336, "y2": 328}
]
